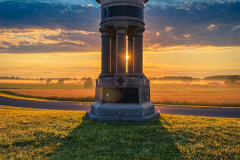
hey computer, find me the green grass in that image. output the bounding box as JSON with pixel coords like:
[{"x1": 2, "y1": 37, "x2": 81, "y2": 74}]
[{"x1": 0, "y1": 106, "x2": 239, "y2": 159}]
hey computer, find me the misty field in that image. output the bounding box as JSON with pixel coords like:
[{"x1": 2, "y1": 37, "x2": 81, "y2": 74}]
[{"x1": 1, "y1": 82, "x2": 240, "y2": 107}]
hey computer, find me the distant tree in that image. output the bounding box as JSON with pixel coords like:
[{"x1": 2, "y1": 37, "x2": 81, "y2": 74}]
[
  {"x1": 40, "y1": 78, "x2": 44, "y2": 81},
  {"x1": 16, "y1": 76, "x2": 20, "y2": 79},
  {"x1": 81, "y1": 77, "x2": 87, "y2": 81},
  {"x1": 45, "y1": 79, "x2": 52, "y2": 84},
  {"x1": 73, "y1": 78, "x2": 77, "y2": 80},
  {"x1": 58, "y1": 79, "x2": 64, "y2": 84},
  {"x1": 64, "y1": 78, "x2": 71, "y2": 80},
  {"x1": 224, "y1": 75, "x2": 240, "y2": 86},
  {"x1": 236, "y1": 81, "x2": 240, "y2": 86},
  {"x1": 182, "y1": 77, "x2": 193, "y2": 85},
  {"x1": 203, "y1": 75, "x2": 240, "y2": 81},
  {"x1": 84, "y1": 77, "x2": 93, "y2": 89}
]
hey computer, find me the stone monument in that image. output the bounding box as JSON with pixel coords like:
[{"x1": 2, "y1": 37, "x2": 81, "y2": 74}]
[{"x1": 87, "y1": 0, "x2": 160, "y2": 121}]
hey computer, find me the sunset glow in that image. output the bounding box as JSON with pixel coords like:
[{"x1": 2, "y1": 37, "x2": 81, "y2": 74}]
[{"x1": 0, "y1": 0, "x2": 239, "y2": 79}]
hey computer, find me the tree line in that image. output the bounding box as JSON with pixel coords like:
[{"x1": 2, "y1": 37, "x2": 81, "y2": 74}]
[
  {"x1": 45, "y1": 77, "x2": 94, "y2": 89},
  {"x1": 224, "y1": 75, "x2": 240, "y2": 87},
  {"x1": 0, "y1": 76, "x2": 22, "y2": 79}
]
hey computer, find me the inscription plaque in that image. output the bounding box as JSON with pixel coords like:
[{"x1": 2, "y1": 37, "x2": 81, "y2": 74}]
[{"x1": 103, "y1": 87, "x2": 139, "y2": 103}]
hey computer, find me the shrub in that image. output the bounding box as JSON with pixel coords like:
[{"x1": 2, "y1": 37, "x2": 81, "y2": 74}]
[
  {"x1": 58, "y1": 79, "x2": 64, "y2": 84},
  {"x1": 84, "y1": 77, "x2": 93, "y2": 89},
  {"x1": 224, "y1": 75, "x2": 240, "y2": 86},
  {"x1": 45, "y1": 79, "x2": 52, "y2": 84}
]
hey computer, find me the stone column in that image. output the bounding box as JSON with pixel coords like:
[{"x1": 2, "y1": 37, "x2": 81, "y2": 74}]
[
  {"x1": 128, "y1": 34, "x2": 134, "y2": 74},
  {"x1": 110, "y1": 33, "x2": 116, "y2": 74},
  {"x1": 133, "y1": 27, "x2": 145, "y2": 78},
  {"x1": 114, "y1": 24, "x2": 128, "y2": 74},
  {"x1": 99, "y1": 28, "x2": 111, "y2": 78}
]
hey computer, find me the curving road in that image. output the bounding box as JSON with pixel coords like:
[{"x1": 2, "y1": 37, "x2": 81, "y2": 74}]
[{"x1": 0, "y1": 96, "x2": 240, "y2": 118}]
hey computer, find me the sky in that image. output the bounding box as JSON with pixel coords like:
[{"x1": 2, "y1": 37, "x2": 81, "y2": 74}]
[{"x1": 0, "y1": 0, "x2": 240, "y2": 78}]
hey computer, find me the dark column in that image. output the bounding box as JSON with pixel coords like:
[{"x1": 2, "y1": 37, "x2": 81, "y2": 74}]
[
  {"x1": 114, "y1": 24, "x2": 128, "y2": 73},
  {"x1": 133, "y1": 27, "x2": 145, "y2": 78},
  {"x1": 99, "y1": 28, "x2": 111, "y2": 78},
  {"x1": 110, "y1": 33, "x2": 116, "y2": 74}
]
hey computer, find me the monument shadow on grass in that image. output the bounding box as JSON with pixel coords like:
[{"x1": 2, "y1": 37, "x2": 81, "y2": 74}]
[{"x1": 49, "y1": 116, "x2": 182, "y2": 159}]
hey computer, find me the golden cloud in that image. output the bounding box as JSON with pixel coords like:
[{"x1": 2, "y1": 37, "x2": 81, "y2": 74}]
[
  {"x1": 207, "y1": 24, "x2": 217, "y2": 31},
  {"x1": 143, "y1": 45, "x2": 240, "y2": 53},
  {"x1": 165, "y1": 26, "x2": 173, "y2": 32},
  {"x1": 0, "y1": 28, "x2": 96, "y2": 49}
]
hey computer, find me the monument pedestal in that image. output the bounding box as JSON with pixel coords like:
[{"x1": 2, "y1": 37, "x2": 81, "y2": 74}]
[
  {"x1": 87, "y1": 75, "x2": 160, "y2": 122},
  {"x1": 88, "y1": 0, "x2": 160, "y2": 122},
  {"x1": 87, "y1": 102, "x2": 159, "y2": 122}
]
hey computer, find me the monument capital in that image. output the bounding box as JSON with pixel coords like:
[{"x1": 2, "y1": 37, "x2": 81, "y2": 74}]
[
  {"x1": 99, "y1": 28, "x2": 112, "y2": 35},
  {"x1": 114, "y1": 24, "x2": 129, "y2": 30},
  {"x1": 133, "y1": 27, "x2": 145, "y2": 36}
]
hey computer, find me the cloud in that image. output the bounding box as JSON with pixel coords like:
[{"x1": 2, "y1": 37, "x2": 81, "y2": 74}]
[
  {"x1": 144, "y1": 1, "x2": 240, "y2": 51},
  {"x1": 146, "y1": 0, "x2": 240, "y2": 8},
  {"x1": 0, "y1": 1, "x2": 100, "y2": 31},
  {"x1": 207, "y1": 24, "x2": 217, "y2": 31},
  {"x1": 231, "y1": 25, "x2": 240, "y2": 31},
  {"x1": 0, "y1": 28, "x2": 100, "y2": 53},
  {"x1": 0, "y1": 1, "x2": 240, "y2": 53}
]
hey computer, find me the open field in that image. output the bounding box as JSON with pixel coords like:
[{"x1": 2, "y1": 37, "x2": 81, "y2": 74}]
[
  {"x1": 0, "y1": 79, "x2": 85, "y2": 85},
  {"x1": 151, "y1": 91, "x2": 240, "y2": 107},
  {"x1": 0, "y1": 83, "x2": 85, "y2": 89},
  {"x1": 0, "y1": 89, "x2": 95, "y2": 102},
  {"x1": 0, "y1": 105, "x2": 239, "y2": 159},
  {"x1": 1, "y1": 83, "x2": 240, "y2": 107}
]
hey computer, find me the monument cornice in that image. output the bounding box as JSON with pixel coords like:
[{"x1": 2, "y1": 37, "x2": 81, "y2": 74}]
[
  {"x1": 99, "y1": 28, "x2": 112, "y2": 36},
  {"x1": 133, "y1": 27, "x2": 145, "y2": 34},
  {"x1": 114, "y1": 24, "x2": 129, "y2": 29}
]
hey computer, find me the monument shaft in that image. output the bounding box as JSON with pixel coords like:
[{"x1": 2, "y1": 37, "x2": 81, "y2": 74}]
[{"x1": 87, "y1": 0, "x2": 160, "y2": 121}]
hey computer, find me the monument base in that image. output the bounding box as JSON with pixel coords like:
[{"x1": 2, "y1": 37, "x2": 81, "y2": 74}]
[
  {"x1": 87, "y1": 111, "x2": 160, "y2": 122},
  {"x1": 87, "y1": 101, "x2": 160, "y2": 122},
  {"x1": 87, "y1": 75, "x2": 160, "y2": 122}
]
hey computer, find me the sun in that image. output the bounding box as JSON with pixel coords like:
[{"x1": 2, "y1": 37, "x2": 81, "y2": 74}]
[{"x1": 126, "y1": 55, "x2": 129, "y2": 60}]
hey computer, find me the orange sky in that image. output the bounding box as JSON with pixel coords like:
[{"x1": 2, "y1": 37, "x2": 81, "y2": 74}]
[
  {"x1": 1, "y1": 45, "x2": 240, "y2": 79},
  {"x1": 0, "y1": 1, "x2": 240, "y2": 79}
]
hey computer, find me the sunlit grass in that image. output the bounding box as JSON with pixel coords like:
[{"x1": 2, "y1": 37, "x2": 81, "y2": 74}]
[
  {"x1": 0, "y1": 105, "x2": 239, "y2": 159},
  {"x1": 0, "y1": 105, "x2": 85, "y2": 159}
]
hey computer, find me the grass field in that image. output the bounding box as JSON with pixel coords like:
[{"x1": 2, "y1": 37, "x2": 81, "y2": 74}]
[
  {"x1": 0, "y1": 105, "x2": 239, "y2": 159},
  {"x1": 1, "y1": 82, "x2": 240, "y2": 107},
  {"x1": 0, "y1": 83, "x2": 84, "y2": 89}
]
